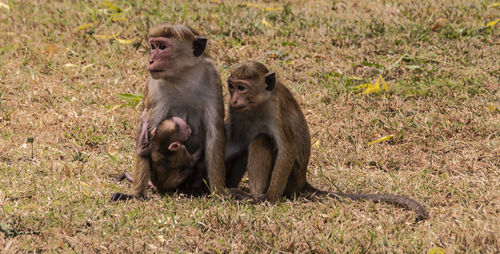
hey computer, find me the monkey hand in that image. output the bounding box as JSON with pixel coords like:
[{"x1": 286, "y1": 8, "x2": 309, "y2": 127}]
[{"x1": 168, "y1": 142, "x2": 185, "y2": 151}]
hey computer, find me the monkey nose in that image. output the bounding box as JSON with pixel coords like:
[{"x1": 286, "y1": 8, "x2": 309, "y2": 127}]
[{"x1": 149, "y1": 60, "x2": 154, "y2": 64}]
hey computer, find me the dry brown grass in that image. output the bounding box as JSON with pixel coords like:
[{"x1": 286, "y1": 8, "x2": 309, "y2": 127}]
[{"x1": 0, "y1": 0, "x2": 499, "y2": 252}]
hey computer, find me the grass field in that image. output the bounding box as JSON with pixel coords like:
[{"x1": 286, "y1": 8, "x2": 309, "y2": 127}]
[{"x1": 0, "y1": 0, "x2": 499, "y2": 252}]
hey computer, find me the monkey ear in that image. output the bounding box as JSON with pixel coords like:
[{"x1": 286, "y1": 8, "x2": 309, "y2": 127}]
[
  {"x1": 265, "y1": 72, "x2": 276, "y2": 91},
  {"x1": 193, "y1": 36, "x2": 207, "y2": 57}
]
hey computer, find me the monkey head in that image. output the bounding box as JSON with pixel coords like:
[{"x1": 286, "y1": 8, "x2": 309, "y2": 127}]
[
  {"x1": 169, "y1": 116, "x2": 192, "y2": 142},
  {"x1": 153, "y1": 117, "x2": 192, "y2": 145},
  {"x1": 227, "y1": 61, "x2": 276, "y2": 112},
  {"x1": 147, "y1": 24, "x2": 207, "y2": 79}
]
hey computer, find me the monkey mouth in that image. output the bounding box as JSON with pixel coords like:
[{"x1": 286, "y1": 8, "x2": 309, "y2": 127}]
[
  {"x1": 232, "y1": 106, "x2": 248, "y2": 112},
  {"x1": 149, "y1": 70, "x2": 165, "y2": 79}
]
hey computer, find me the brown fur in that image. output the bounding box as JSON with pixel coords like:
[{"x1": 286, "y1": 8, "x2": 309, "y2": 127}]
[
  {"x1": 111, "y1": 24, "x2": 225, "y2": 201},
  {"x1": 225, "y1": 61, "x2": 428, "y2": 220},
  {"x1": 148, "y1": 118, "x2": 202, "y2": 193},
  {"x1": 148, "y1": 24, "x2": 199, "y2": 41}
]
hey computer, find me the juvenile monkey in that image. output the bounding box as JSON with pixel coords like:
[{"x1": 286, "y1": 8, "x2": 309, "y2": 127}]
[
  {"x1": 118, "y1": 115, "x2": 202, "y2": 193},
  {"x1": 225, "y1": 61, "x2": 428, "y2": 220},
  {"x1": 111, "y1": 24, "x2": 225, "y2": 201}
]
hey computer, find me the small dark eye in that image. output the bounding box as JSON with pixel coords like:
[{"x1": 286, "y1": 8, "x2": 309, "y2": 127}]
[
  {"x1": 228, "y1": 83, "x2": 234, "y2": 89},
  {"x1": 151, "y1": 44, "x2": 156, "y2": 50},
  {"x1": 237, "y1": 85, "x2": 245, "y2": 91},
  {"x1": 159, "y1": 44, "x2": 167, "y2": 50}
]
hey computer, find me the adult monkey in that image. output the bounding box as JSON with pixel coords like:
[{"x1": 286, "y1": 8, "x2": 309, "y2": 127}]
[
  {"x1": 111, "y1": 24, "x2": 225, "y2": 201},
  {"x1": 225, "y1": 61, "x2": 428, "y2": 220}
]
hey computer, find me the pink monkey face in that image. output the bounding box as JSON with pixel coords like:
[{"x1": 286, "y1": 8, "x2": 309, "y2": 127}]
[{"x1": 148, "y1": 37, "x2": 173, "y2": 79}]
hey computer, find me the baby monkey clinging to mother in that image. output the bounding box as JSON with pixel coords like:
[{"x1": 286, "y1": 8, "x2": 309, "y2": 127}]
[
  {"x1": 116, "y1": 113, "x2": 201, "y2": 195},
  {"x1": 139, "y1": 114, "x2": 202, "y2": 193},
  {"x1": 224, "y1": 61, "x2": 428, "y2": 220}
]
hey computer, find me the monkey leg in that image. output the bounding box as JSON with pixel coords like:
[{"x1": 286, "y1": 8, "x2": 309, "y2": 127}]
[
  {"x1": 247, "y1": 135, "x2": 273, "y2": 196},
  {"x1": 263, "y1": 141, "x2": 298, "y2": 202},
  {"x1": 225, "y1": 152, "x2": 248, "y2": 188},
  {"x1": 111, "y1": 155, "x2": 152, "y2": 202}
]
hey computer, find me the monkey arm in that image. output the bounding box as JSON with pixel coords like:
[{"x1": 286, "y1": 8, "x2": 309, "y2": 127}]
[
  {"x1": 111, "y1": 105, "x2": 152, "y2": 201},
  {"x1": 247, "y1": 136, "x2": 273, "y2": 196},
  {"x1": 204, "y1": 105, "x2": 226, "y2": 194},
  {"x1": 132, "y1": 154, "x2": 151, "y2": 198},
  {"x1": 264, "y1": 133, "x2": 298, "y2": 202},
  {"x1": 136, "y1": 109, "x2": 151, "y2": 156}
]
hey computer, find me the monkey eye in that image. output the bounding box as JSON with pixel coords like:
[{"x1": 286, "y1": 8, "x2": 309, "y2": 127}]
[
  {"x1": 150, "y1": 44, "x2": 156, "y2": 50},
  {"x1": 159, "y1": 44, "x2": 167, "y2": 50},
  {"x1": 237, "y1": 85, "x2": 246, "y2": 91},
  {"x1": 228, "y1": 83, "x2": 234, "y2": 89}
]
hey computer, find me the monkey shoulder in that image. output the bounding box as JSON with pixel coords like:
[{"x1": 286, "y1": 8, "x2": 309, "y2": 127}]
[
  {"x1": 276, "y1": 83, "x2": 301, "y2": 106},
  {"x1": 274, "y1": 83, "x2": 310, "y2": 146},
  {"x1": 200, "y1": 61, "x2": 223, "y2": 96}
]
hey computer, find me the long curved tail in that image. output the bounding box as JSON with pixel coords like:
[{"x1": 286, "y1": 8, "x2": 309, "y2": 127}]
[{"x1": 303, "y1": 183, "x2": 428, "y2": 221}]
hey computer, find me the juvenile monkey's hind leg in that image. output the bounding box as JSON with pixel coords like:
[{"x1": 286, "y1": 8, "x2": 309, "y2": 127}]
[
  {"x1": 225, "y1": 152, "x2": 251, "y2": 200},
  {"x1": 225, "y1": 152, "x2": 248, "y2": 188}
]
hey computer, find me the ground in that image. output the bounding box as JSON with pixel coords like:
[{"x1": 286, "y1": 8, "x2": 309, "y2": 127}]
[{"x1": 0, "y1": 0, "x2": 499, "y2": 252}]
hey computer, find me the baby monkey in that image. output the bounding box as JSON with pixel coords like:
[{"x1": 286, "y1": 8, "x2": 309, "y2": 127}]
[{"x1": 118, "y1": 113, "x2": 201, "y2": 194}]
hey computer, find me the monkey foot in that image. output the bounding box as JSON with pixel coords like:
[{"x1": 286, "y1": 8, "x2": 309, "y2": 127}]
[
  {"x1": 249, "y1": 194, "x2": 267, "y2": 204},
  {"x1": 113, "y1": 171, "x2": 134, "y2": 183},
  {"x1": 227, "y1": 188, "x2": 253, "y2": 201},
  {"x1": 110, "y1": 192, "x2": 140, "y2": 202},
  {"x1": 227, "y1": 188, "x2": 267, "y2": 204}
]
